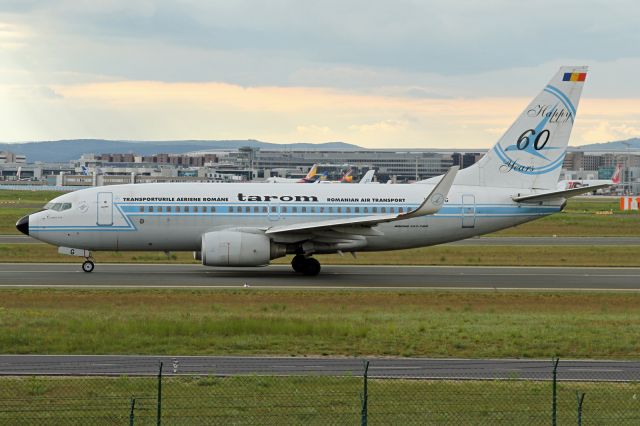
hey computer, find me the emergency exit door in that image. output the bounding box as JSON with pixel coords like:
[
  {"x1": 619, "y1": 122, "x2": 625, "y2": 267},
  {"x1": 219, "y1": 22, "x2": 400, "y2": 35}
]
[{"x1": 461, "y1": 194, "x2": 476, "y2": 228}]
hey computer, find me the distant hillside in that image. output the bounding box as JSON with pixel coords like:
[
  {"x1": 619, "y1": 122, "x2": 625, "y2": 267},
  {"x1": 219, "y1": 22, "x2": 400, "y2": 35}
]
[
  {"x1": 577, "y1": 138, "x2": 640, "y2": 151},
  {"x1": 0, "y1": 139, "x2": 361, "y2": 163}
]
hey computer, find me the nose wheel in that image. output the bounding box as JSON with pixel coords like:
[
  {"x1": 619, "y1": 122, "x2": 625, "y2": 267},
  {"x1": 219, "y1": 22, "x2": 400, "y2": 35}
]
[
  {"x1": 82, "y1": 259, "x2": 95, "y2": 273},
  {"x1": 291, "y1": 255, "x2": 321, "y2": 276}
]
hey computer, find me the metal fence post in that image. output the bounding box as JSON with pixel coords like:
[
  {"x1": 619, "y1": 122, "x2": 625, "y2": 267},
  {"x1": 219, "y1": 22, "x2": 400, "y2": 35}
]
[
  {"x1": 361, "y1": 360, "x2": 369, "y2": 426},
  {"x1": 129, "y1": 398, "x2": 136, "y2": 426},
  {"x1": 157, "y1": 362, "x2": 163, "y2": 426},
  {"x1": 576, "y1": 392, "x2": 586, "y2": 426},
  {"x1": 552, "y1": 358, "x2": 559, "y2": 426}
]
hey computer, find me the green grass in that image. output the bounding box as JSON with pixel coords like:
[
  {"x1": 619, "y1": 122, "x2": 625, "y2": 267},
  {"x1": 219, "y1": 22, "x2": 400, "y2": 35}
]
[
  {"x1": 0, "y1": 189, "x2": 67, "y2": 204},
  {"x1": 3, "y1": 243, "x2": 640, "y2": 266},
  {"x1": 0, "y1": 376, "x2": 637, "y2": 425},
  {"x1": 1, "y1": 289, "x2": 640, "y2": 359}
]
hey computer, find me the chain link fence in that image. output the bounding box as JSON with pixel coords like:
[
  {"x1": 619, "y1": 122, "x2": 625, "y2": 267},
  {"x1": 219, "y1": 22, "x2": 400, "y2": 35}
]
[{"x1": 0, "y1": 357, "x2": 638, "y2": 425}]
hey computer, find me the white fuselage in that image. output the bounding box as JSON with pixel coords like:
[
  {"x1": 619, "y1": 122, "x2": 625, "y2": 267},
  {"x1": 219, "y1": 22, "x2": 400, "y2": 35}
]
[{"x1": 27, "y1": 182, "x2": 562, "y2": 253}]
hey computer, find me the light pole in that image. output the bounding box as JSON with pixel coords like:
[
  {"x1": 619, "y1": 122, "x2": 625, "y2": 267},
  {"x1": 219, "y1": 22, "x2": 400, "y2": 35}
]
[{"x1": 621, "y1": 142, "x2": 631, "y2": 195}]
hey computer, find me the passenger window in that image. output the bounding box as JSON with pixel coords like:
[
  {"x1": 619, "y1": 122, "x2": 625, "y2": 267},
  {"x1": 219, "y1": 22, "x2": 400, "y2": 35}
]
[
  {"x1": 364, "y1": 207, "x2": 369, "y2": 213},
  {"x1": 245, "y1": 206, "x2": 250, "y2": 213},
  {"x1": 254, "y1": 206, "x2": 259, "y2": 213},
  {"x1": 372, "y1": 207, "x2": 378, "y2": 213},
  {"x1": 346, "y1": 207, "x2": 351, "y2": 213},
  {"x1": 176, "y1": 206, "x2": 181, "y2": 213},
  {"x1": 148, "y1": 206, "x2": 154, "y2": 213},
  {"x1": 262, "y1": 206, "x2": 267, "y2": 213},
  {"x1": 166, "y1": 206, "x2": 172, "y2": 213},
  {"x1": 328, "y1": 207, "x2": 333, "y2": 213},
  {"x1": 302, "y1": 207, "x2": 307, "y2": 213},
  {"x1": 139, "y1": 206, "x2": 145, "y2": 213},
  {"x1": 292, "y1": 207, "x2": 297, "y2": 213},
  {"x1": 337, "y1": 207, "x2": 342, "y2": 213},
  {"x1": 211, "y1": 207, "x2": 216, "y2": 213},
  {"x1": 271, "y1": 206, "x2": 276, "y2": 213},
  {"x1": 381, "y1": 207, "x2": 386, "y2": 213},
  {"x1": 281, "y1": 207, "x2": 287, "y2": 213},
  {"x1": 399, "y1": 207, "x2": 404, "y2": 213},
  {"x1": 320, "y1": 207, "x2": 324, "y2": 213},
  {"x1": 355, "y1": 207, "x2": 360, "y2": 213},
  {"x1": 311, "y1": 207, "x2": 316, "y2": 213}
]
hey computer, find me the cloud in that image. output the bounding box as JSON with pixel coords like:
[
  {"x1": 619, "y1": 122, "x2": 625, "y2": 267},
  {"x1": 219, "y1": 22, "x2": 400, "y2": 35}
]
[
  {"x1": 349, "y1": 119, "x2": 409, "y2": 133},
  {"x1": 1, "y1": 77, "x2": 639, "y2": 146},
  {"x1": 0, "y1": 22, "x2": 31, "y2": 50}
]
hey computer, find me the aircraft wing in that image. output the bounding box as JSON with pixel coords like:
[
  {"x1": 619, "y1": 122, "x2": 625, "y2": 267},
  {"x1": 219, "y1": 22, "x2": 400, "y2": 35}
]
[
  {"x1": 512, "y1": 183, "x2": 611, "y2": 203},
  {"x1": 265, "y1": 166, "x2": 458, "y2": 235}
]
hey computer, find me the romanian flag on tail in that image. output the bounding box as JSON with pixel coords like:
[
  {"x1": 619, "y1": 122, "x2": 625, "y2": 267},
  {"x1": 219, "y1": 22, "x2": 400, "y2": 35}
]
[{"x1": 563, "y1": 72, "x2": 587, "y2": 82}]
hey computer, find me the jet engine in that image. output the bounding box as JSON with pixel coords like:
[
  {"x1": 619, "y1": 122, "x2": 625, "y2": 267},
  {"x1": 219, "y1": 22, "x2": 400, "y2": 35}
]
[{"x1": 201, "y1": 231, "x2": 285, "y2": 267}]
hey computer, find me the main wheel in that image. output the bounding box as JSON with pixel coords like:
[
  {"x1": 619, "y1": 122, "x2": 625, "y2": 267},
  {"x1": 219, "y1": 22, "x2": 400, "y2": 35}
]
[
  {"x1": 82, "y1": 260, "x2": 95, "y2": 273},
  {"x1": 291, "y1": 255, "x2": 306, "y2": 273},
  {"x1": 301, "y1": 257, "x2": 321, "y2": 276}
]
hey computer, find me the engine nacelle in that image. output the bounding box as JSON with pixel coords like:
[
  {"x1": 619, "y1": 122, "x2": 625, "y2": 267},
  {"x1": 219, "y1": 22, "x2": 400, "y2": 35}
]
[{"x1": 201, "y1": 231, "x2": 284, "y2": 267}]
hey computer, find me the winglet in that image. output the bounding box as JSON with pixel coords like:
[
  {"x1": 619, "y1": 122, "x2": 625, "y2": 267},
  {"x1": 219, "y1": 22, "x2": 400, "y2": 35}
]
[{"x1": 401, "y1": 166, "x2": 459, "y2": 219}]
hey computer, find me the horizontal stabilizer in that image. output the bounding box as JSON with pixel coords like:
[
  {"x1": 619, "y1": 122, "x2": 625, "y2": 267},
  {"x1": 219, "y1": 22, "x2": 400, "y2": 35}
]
[{"x1": 512, "y1": 183, "x2": 611, "y2": 203}]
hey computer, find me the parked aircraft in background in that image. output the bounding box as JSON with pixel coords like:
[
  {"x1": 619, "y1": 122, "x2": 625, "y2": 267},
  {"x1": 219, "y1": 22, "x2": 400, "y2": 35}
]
[
  {"x1": 557, "y1": 163, "x2": 622, "y2": 190},
  {"x1": 359, "y1": 170, "x2": 376, "y2": 184},
  {"x1": 266, "y1": 164, "x2": 318, "y2": 183},
  {"x1": 17, "y1": 66, "x2": 608, "y2": 276}
]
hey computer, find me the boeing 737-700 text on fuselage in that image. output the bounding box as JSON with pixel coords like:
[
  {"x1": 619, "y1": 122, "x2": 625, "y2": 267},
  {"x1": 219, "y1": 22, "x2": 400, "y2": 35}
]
[{"x1": 17, "y1": 67, "x2": 607, "y2": 275}]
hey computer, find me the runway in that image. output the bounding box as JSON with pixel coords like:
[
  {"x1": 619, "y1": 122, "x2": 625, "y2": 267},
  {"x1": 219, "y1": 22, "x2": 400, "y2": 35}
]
[
  {"x1": 1, "y1": 263, "x2": 639, "y2": 290},
  {"x1": 0, "y1": 355, "x2": 637, "y2": 381},
  {"x1": 3, "y1": 235, "x2": 640, "y2": 245}
]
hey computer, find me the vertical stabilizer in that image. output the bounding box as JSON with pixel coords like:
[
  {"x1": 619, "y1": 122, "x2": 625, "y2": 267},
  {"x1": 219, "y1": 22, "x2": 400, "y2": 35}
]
[{"x1": 457, "y1": 66, "x2": 588, "y2": 190}]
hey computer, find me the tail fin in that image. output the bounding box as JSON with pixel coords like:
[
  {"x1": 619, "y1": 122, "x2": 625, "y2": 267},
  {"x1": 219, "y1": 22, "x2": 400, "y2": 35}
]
[
  {"x1": 612, "y1": 163, "x2": 622, "y2": 184},
  {"x1": 299, "y1": 164, "x2": 318, "y2": 183},
  {"x1": 457, "y1": 66, "x2": 588, "y2": 190}
]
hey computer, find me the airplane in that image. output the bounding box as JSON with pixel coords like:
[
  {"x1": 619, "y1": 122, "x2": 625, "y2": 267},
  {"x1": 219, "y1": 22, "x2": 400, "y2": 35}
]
[
  {"x1": 359, "y1": 170, "x2": 376, "y2": 184},
  {"x1": 557, "y1": 163, "x2": 622, "y2": 190},
  {"x1": 340, "y1": 169, "x2": 353, "y2": 183},
  {"x1": 265, "y1": 164, "x2": 318, "y2": 183},
  {"x1": 316, "y1": 168, "x2": 359, "y2": 184},
  {"x1": 17, "y1": 66, "x2": 605, "y2": 276}
]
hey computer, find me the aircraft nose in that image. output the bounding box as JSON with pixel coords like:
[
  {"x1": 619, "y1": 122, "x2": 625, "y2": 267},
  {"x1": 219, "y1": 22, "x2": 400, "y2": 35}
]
[{"x1": 16, "y1": 215, "x2": 29, "y2": 236}]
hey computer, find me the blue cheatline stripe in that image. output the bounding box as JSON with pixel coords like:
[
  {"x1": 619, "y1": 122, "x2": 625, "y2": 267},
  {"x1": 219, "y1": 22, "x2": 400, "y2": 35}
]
[
  {"x1": 29, "y1": 204, "x2": 561, "y2": 232},
  {"x1": 544, "y1": 85, "x2": 576, "y2": 116}
]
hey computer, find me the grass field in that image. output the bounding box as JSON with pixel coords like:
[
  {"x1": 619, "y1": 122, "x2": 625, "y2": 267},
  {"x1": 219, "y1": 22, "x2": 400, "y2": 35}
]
[
  {"x1": 1, "y1": 289, "x2": 639, "y2": 359},
  {"x1": 3, "y1": 243, "x2": 640, "y2": 266},
  {"x1": 0, "y1": 375, "x2": 636, "y2": 425}
]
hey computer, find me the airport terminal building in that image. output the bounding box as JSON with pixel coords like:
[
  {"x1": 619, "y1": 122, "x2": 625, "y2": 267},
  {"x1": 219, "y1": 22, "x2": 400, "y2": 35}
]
[{"x1": 1, "y1": 146, "x2": 639, "y2": 194}]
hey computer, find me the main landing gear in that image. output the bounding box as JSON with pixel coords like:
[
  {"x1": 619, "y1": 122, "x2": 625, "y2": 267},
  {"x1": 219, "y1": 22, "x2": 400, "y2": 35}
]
[
  {"x1": 291, "y1": 254, "x2": 321, "y2": 276},
  {"x1": 82, "y1": 258, "x2": 95, "y2": 273}
]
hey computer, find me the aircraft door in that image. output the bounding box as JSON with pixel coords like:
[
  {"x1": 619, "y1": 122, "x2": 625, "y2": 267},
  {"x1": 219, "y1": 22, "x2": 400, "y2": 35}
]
[
  {"x1": 461, "y1": 194, "x2": 476, "y2": 228},
  {"x1": 97, "y1": 192, "x2": 114, "y2": 226}
]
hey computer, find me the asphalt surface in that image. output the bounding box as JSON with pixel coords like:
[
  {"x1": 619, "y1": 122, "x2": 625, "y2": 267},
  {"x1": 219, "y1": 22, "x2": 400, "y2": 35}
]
[
  {"x1": 0, "y1": 355, "x2": 637, "y2": 381},
  {"x1": 0, "y1": 263, "x2": 639, "y2": 290},
  {"x1": 3, "y1": 235, "x2": 640, "y2": 245}
]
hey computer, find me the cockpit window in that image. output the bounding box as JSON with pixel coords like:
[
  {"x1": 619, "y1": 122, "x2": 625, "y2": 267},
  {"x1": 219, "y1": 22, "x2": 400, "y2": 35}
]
[{"x1": 44, "y1": 202, "x2": 72, "y2": 212}]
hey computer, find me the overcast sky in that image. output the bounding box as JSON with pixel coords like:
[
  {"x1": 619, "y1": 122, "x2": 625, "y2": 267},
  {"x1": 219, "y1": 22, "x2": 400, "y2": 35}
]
[{"x1": 1, "y1": 0, "x2": 639, "y2": 148}]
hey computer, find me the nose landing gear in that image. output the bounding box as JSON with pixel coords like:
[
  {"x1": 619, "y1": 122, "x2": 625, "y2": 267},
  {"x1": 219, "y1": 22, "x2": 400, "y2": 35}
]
[{"x1": 291, "y1": 254, "x2": 321, "y2": 276}]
